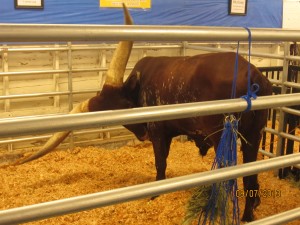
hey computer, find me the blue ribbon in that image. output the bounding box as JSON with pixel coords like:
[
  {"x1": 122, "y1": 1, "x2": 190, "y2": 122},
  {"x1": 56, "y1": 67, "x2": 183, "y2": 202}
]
[
  {"x1": 241, "y1": 27, "x2": 260, "y2": 112},
  {"x1": 241, "y1": 83, "x2": 260, "y2": 112}
]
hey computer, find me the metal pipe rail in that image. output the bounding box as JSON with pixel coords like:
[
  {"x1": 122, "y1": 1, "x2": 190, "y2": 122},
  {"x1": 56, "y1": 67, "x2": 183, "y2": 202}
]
[
  {"x1": 262, "y1": 127, "x2": 300, "y2": 169},
  {"x1": 280, "y1": 131, "x2": 300, "y2": 144},
  {"x1": 0, "y1": 89, "x2": 98, "y2": 100},
  {"x1": 75, "y1": 134, "x2": 135, "y2": 146},
  {"x1": 0, "y1": 126, "x2": 128, "y2": 145},
  {"x1": 185, "y1": 44, "x2": 300, "y2": 62},
  {"x1": 264, "y1": 127, "x2": 278, "y2": 135},
  {"x1": 247, "y1": 207, "x2": 300, "y2": 225},
  {"x1": 0, "y1": 69, "x2": 67, "y2": 77},
  {"x1": 268, "y1": 78, "x2": 282, "y2": 85},
  {"x1": 266, "y1": 79, "x2": 300, "y2": 91},
  {"x1": 184, "y1": 44, "x2": 286, "y2": 60},
  {"x1": 1, "y1": 24, "x2": 300, "y2": 42},
  {"x1": 0, "y1": 152, "x2": 299, "y2": 225},
  {"x1": 0, "y1": 91, "x2": 71, "y2": 100},
  {"x1": 282, "y1": 106, "x2": 300, "y2": 117},
  {"x1": 259, "y1": 149, "x2": 276, "y2": 158},
  {"x1": 0, "y1": 43, "x2": 182, "y2": 52},
  {"x1": 264, "y1": 127, "x2": 300, "y2": 144},
  {"x1": 1, "y1": 93, "x2": 300, "y2": 138},
  {"x1": 0, "y1": 66, "x2": 134, "y2": 77},
  {"x1": 284, "y1": 81, "x2": 300, "y2": 89}
]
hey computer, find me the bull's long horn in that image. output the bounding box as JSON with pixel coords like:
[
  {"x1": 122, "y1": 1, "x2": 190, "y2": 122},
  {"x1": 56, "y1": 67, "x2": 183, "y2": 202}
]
[
  {"x1": 13, "y1": 4, "x2": 134, "y2": 165},
  {"x1": 13, "y1": 99, "x2": 90, "y2": 165},
  {"x1": 105, "y1": 3, "x2": 134, "y2": 86}
]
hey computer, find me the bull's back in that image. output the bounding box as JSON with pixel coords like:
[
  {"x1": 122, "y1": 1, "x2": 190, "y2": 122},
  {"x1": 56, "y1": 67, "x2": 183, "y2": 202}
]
[{"x1": 134, "y1": 52, "x2": 271, "y2": 107}]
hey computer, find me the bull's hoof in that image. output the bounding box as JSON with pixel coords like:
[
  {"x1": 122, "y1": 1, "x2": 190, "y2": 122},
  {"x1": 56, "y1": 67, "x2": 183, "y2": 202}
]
[
  {"x1": 241, "y1": 213, "x2": 254, "y2": 222},
  {"x1": 254, "y1": 196, "x2": 261, "y2": 209}
]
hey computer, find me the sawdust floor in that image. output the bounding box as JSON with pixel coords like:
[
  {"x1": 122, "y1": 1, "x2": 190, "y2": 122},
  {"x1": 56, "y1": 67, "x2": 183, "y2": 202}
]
[{"x1": 1, "y1": 141, "x2": 299, "y2": 225}]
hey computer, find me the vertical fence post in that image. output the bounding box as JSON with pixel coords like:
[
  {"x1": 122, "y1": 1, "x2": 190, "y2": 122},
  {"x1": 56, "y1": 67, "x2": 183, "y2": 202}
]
[
  {"x1": 99, "y1": 50, "x2": 106, "y2": 89},
  {"x1": 2, "y1": 46, "x2": 10, "y2": 112},
  {"x1": 1, "y1": 45, "x2": 13, "y2": 151},
  {"x1": 67, "y1": 42, "x2": 74, "y2": 150},
  {"x1": 52, "y1": 43, "x2": 60, "y2": 108},
  {"x1": 275, "y1": 42, "x2": 290, "y2": 177},
  {"x1": 142, "y1": 49, "x2": 147, "y2": 58},
  {"x1": 182, "y1": 41, "x2": 187, "y2": 56},
  {"x1": 98, "y1": 50, "x2": 106, "y2": 140},
  {"x1": 180, "y1": 41, "x2": 188, "y2": 142}
]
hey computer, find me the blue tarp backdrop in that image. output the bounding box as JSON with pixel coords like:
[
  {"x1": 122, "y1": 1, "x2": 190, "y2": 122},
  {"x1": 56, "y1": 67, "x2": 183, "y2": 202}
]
[{"x1": 1, "y1": 0, "x2": 282, "y2": 28}]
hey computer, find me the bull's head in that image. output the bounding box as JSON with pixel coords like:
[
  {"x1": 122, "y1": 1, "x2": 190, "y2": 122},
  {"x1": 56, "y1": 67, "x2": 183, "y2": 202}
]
[{"x1": 14, "y1": 4, "x2": 148, "y2": 165}]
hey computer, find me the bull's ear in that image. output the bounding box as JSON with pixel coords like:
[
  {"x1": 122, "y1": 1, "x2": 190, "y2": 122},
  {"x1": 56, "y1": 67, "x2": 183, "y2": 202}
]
[{"x1": 124, "y1": 71, "x2": 140, "y2": 91}]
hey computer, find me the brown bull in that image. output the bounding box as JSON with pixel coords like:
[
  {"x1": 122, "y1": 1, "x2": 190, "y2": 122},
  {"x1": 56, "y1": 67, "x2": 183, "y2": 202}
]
[{"x1": 14, "y1": 5, "x2": 272, "y2": 222}]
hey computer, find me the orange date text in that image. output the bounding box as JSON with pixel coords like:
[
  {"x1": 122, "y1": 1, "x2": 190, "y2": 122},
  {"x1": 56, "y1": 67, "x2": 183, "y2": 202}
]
[{"x1": 235, "y1": 189, "x2": 281, "y2": 198}]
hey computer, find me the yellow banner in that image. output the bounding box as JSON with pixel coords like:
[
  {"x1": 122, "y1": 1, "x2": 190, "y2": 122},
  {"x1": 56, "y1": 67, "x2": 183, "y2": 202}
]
[{"x1": 100, "y1": 0, "x2": 151, "y2": 9}]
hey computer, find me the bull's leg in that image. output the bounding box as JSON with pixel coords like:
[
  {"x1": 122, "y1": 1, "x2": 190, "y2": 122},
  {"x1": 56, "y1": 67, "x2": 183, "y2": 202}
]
[
  {"x1": 148, "y1": 122, "x2": 172, "y2": 181},
  {"x1": 240, "y1": 118, "x2": 264, "y2": 222},
  {"x1": 241, "y1": 144, "x2": 260, "y2": 222},
  {"x1": 153, "y1": 136, "x2": 172, "y2": 180}
]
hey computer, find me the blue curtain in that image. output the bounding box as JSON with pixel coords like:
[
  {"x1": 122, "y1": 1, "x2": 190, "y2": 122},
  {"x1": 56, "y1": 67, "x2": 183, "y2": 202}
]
[{"x1": 0, "y1": 0, "x2": 282, "y2": 28}]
